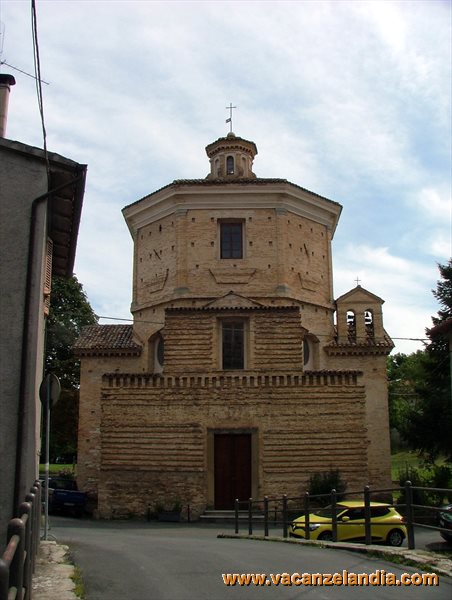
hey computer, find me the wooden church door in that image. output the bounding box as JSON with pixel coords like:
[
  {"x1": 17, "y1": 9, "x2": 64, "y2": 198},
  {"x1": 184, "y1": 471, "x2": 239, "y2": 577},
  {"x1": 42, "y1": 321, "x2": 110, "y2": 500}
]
[{"x1": 214, "y1": 433, "x2": 251, "y2": 509}]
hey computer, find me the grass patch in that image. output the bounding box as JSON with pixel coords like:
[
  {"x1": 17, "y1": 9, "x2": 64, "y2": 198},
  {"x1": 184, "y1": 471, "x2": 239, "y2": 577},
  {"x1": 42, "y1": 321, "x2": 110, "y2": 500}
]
[
  {"x1": 39, "y1": 464, "x2": 76, "y2": 476},
  {"x1": 391, "y1": 451, "x2": 423, "y2": 481},
  {"x1": 71, "y1": 565, "x2": 85, "y2": 599},
  {"x1": 391, "y1": 452, "x2": 447, "y2": 482},
  {"x1": 365, "y1": 549, "x2": 446, "y2": 576}
]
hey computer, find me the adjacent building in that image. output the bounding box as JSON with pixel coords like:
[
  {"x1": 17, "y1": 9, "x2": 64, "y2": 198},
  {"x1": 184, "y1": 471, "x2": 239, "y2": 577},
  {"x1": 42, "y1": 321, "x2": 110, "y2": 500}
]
[
  {"x1": 75, "y1": 132, "x2": 393, "y2": 518},
  {"x1": 0, "y1": 73, "x2": 86, "y2": 547}
]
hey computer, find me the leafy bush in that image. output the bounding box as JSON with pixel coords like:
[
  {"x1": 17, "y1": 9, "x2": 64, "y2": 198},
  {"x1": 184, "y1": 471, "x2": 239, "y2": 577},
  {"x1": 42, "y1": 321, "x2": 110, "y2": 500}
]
[
  {"x1": 399, "y1": 464, "x2": 452, "y2": 506},
  {"x1": 56, "y1": 468, "x2": 75, "y2": 480},
  {"x1": 308, "y1": 469, "x2": 347, "y2": 504},
  {"x1": 398, "y1": 465, "x2": 430, "y2": 506}
]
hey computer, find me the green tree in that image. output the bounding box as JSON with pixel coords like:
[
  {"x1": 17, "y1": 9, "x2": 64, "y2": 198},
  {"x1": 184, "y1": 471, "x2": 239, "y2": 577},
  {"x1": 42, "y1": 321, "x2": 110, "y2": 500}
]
[
  {"x1": 398, "y1": 260, "x2": 452, "y2": 463},
  {"x1": 44, "y1": 275, "x2": 97, "y2": 461},
  {"x1": 387, "y1": 351, "x2": 426, "y2": 431},
  {"x1": 433, "y1": 259, "x2": 452, "y2": 323}
]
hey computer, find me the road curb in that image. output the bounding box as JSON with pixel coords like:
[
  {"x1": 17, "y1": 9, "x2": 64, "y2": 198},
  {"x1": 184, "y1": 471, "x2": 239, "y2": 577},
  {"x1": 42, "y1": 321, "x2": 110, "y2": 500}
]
[
  {"x1": 217, "y1": 533, "x2": 452, "y2": 579},
  {"x1": 32, "y1": 541, "x2": 79, "y2": 600}
]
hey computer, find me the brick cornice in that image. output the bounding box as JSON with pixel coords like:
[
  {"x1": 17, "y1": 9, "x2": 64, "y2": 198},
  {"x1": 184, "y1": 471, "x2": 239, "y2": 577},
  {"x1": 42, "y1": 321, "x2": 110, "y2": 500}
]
[
  {"x1": 102, "y1": 369, "x2": 363, "y2": 389},
  {"x1": 324, "y1": 343, "x2": 393, "y2": 357},
  {"x1": 122, "y1": 179, "x2": 342, "y2": 239}
]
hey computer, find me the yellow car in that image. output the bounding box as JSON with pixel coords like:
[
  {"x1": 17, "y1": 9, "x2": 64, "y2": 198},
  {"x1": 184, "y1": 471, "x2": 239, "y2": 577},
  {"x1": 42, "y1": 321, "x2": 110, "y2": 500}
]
[{"x1": 290, "y1": 500, "x2": 407, "y2": 546}]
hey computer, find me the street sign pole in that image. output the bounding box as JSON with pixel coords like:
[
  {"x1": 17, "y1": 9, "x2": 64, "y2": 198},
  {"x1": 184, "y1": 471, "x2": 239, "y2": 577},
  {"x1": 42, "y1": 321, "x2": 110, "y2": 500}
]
[
  {"x1": 44, "y1": 384, "x2": 50, "y2": 540},
  {"x1": 39, "y1": 373, "x2": 61, "y2": 540}
]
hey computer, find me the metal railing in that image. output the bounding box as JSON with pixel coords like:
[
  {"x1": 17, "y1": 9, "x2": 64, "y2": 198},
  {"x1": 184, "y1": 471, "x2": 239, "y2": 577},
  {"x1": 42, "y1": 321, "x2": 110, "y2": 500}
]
[
  {"x1": 0, "y1": 481, "x2": 41, "y2": 600},
  {"x1": 234, "y1": 481, "x2": 452, "y2": 550}
]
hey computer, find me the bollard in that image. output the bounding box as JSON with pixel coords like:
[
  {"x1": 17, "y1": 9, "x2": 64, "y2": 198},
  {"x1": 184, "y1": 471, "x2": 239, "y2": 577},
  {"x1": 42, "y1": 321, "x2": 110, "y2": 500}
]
[
  {"x1": 282, "y1": 495, "x2": 288, "y2": 538},
  {"x1": 264, "y1": 496, "x2": 269, "y2": 537},
  {"x1": 304, "y1": 492, "x2": 310, "y2": 540},
  {"x1": 331, "y1": 489, "x2": 337, "y2": 542},
  {"x1": 405, "y1": 481, "x2": 415, "y2": 550},
  {"x1": 364, "y1": 486, "x2": 371, "y2": 545}
]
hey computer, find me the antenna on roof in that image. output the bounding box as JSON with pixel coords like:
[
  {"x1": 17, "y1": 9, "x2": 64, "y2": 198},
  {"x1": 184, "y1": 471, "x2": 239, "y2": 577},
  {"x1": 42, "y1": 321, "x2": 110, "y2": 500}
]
[
  {"x1": 0, "y1": 19, "x2": 49, "y2": 85},
  {"x1": 0, "y1": 21, "x2": 5, "y2": 60}
]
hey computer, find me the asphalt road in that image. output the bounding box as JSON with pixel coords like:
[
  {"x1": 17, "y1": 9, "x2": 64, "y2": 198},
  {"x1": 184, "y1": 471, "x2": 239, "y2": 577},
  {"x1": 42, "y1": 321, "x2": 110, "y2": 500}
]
[{"x1": 49, "y1": 517, "x2": 451, "y2": 600}]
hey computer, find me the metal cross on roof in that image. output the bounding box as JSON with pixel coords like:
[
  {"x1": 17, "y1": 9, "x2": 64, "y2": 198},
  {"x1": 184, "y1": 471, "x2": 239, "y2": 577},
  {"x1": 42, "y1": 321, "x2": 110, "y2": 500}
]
[
  {"x1": 355, "y1": 277, "x2": 362, "y2": 286},
  {"x1": 225, "y1": 102, "x2": 237, "y2": 133}
]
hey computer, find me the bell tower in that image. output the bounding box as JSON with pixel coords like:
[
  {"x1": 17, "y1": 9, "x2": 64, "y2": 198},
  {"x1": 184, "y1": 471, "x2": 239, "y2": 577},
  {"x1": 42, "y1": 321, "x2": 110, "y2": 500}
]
[{"x1": 335, "y1": 285, "x2": 386, "y2": 345}]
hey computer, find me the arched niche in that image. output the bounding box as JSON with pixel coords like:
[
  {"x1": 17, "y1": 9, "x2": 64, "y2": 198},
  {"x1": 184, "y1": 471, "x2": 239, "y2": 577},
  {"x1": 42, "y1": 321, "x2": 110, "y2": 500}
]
[
  {"x1": 303, "y1": 333, "x2": 320, "y2": 370},
  {"x1": 148, "y1": 331, "x2": 165, "y2": 373}
]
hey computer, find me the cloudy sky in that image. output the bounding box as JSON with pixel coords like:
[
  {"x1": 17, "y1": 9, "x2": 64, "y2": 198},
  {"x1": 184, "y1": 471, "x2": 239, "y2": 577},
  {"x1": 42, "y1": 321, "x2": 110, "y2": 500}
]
[{"x1": 1, "y1": 0, "x2": 451, "y2": 354}]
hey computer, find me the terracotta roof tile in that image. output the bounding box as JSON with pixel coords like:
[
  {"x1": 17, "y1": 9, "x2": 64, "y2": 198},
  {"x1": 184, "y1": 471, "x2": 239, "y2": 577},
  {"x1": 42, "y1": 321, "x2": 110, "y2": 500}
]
[
  {"x1": 74, "y1": 325, "x2": 141, "y2": 355},
  {"x1": 123, "y1": 178, "x2": 341, "y2": 210}
]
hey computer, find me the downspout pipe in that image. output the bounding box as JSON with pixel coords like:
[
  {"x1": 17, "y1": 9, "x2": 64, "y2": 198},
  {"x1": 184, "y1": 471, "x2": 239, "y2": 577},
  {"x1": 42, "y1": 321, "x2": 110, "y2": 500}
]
[{"x1": 13, "y1": 170, "x2": 86, "y2": 512}]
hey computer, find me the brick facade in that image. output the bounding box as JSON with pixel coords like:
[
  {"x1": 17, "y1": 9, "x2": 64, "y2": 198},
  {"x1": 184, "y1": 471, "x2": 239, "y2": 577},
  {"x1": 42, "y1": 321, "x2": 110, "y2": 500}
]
[{"x1": 75, "y1": 133, "x2": 393, "y2": 518}]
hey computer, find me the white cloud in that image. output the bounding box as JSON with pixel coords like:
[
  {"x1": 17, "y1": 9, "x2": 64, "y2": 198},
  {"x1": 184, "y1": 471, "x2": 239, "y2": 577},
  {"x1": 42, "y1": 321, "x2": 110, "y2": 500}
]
[
  {"x1": 2, "y1": 0, "x2": 450, "y2": 357},
  {"x1": 415, "y1": 187, "x2": 452, "y2": 223},
  {"x1": 429, "y1": 235, "x2": 452, "y2": 258}
]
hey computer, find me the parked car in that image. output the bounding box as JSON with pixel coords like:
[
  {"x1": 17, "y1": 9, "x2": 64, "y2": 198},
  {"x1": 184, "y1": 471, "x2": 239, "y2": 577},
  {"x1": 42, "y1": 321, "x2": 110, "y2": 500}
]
[
  {"x1": 41, "y1": 477, "x2": 86, "y2": 516},
  {"x1": 438, "y1": 504, "x2": 452, "y2": 543},
  {"x1": 290, "y1": 500, "x2": 407, "y2": 546}
]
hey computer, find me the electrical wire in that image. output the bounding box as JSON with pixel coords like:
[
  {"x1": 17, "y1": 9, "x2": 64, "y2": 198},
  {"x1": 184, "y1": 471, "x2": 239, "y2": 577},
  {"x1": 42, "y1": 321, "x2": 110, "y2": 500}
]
[
  {"x1": 94, "y1": 313, "x2": 428, "y2": 340},
  {"x1": 31, "y1": 0, "x2": 50, "y2": 183},
  {"x1": 96, "y1": 314, "x2": 164, "y2": 325}
]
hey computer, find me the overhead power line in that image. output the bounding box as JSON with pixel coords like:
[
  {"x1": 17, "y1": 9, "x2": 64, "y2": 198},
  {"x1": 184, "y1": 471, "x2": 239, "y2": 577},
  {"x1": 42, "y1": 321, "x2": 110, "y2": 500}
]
[
  {"x1": 391, "y1": 337, "x2": 428, "y2": 342},
  {"x1": 96, "y1": 315, "x2": 164, "y2": 325},
  {"x1": 95, "y1": 314, "x2": 429, "y2": 340},
  {"x1": 31, "y1": 0, "x2": 49, "y2": 181}
]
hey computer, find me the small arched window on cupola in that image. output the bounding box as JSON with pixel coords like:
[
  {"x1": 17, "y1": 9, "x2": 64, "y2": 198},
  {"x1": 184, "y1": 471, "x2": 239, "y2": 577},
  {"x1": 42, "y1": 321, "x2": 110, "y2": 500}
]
[
  {"x1": 226, "y1": 155, "x2": 234, "y2": 175},
  {"x1": 365, "y1": 309, "x2": 374, "y2": 340},
  {"x1": 346, "y1": 310, "x2": 356, "y2": 342}
]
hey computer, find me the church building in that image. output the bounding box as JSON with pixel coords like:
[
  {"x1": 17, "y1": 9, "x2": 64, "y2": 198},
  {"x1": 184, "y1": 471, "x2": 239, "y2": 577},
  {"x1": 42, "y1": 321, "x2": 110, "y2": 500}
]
[{"x1": 75, "y1": 132, "x2": 394, "y2": 518}]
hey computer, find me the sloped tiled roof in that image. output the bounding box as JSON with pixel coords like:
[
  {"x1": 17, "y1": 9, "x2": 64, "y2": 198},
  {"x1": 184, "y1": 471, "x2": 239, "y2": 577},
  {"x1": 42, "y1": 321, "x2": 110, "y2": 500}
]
[
  {"x1": 123, "y1": 178, "x2": 341, "y2": 210},
  {"x1": 326, "y1": 329, "x2": 394, "y2": 355},
  {"x1": 166, "y1": 304, "x2": 299, "y2": 313},
  {"x1": 74, "y1": 324, "x2": 142, "y2": 356},
  {"x1": 0, "y1": 137, "x2": 87, "y2": 277}
]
